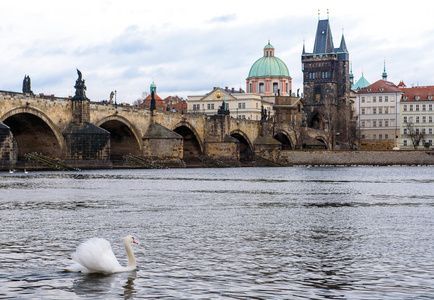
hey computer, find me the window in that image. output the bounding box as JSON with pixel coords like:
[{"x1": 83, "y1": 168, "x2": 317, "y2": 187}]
[
  {"x1": 379, "y1": 107, "x2": 383, "y2": 114},
  {"x1": 379, "y1": 134, "x2": 383, "y2": 139},
  {"x1": 238, "y1": 102, "x2": 246, "y2": 109},
  {"x1": 423, "y1": 116, "x2": 427, "y2": 123},
  {"x1": 373, "y1": 108, "x2": 377, "y2": 114},
  {"x1": 416, "y1": 116, "x2": 420, "y2": 123},
  {"x1": 385, "y1": 96, "x2": 389, "y2": 102},
  {"x1": 410, "y1": 105, "x2": 414, "y2": 111},
  {"x1": 207, "y1": 103, "x2": 214, "y2": 110},
  {"x1": 373, "y1": 96, "x2": 376, "y2": 103},
  {"x1": 379, "y1": 96, "x2": 383, "y2": 102},
  {"x1": 416, "y1": 105, "x2": 420, "y2": 111},
  {"x1": 379, "y1": 120, "x2": 383, "y2": 127},
  {"x1": 361, "y1": 97, "x2": 365, "y2": 103},
  {"x1": 385, "y1": 120, "x2": 389, "y2": 127},
  {"x1": 259, "y1": 83, "x2": 265, "y2": 93},
  {"x1": 429, "y1": 104, "x2": 433, "y2": 111},
  {"x1": 256, "y1": 103, "x2": 258, "y2": 108},
  {"x1": 385, "y1": 134, "x2": 389, "y2": 139},
  {"x1": 404, "y1": 140, "x2": 408, "y2": 146},
  {"x1": 373, "y1": 134, "x2": 377, "y2": 139},
  {"x1": 373, "y1": 121, "x2": 377, "y2": 127},
  {"x1": 361, "y1": 121, "x2": 365, "y2": 127},
  {"x1": 429, "y1": 128, "x2": 433, "y2": 134},
  {"x1": 193, "y1": 104, "x2": 200, "y2": 111},
  {"x1": 403, "y1": 116, "x2": 408, "y2": 123},
  {"x1": 361, "y1": 108, "x2": 365, "y2": 114},
  {"x1": 423, "y1": 104, "x2": 426, "y2": 111},
  {"x1": 429, "y1": 116, "x2": 433, "y2": 123},
  {"x1": 404, "y1": 128, "x2": 408, "y2": 135},
  {"x1": 384, "y1": 107, "x2": 389, "y2": 114},
  {"x1": 273, "y1": 83, "x2": 279, "y2": 93},
  {"x1": 422, "y1": 128, "x2": 426, "y2": 134},
  {"x1": 403, "y1": 105, "x2": 407, "y2": 111}
]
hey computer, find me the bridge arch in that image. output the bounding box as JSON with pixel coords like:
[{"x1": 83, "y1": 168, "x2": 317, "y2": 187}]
[
  {"x1": 95, "y1": 115, "x2": 142, "y2": 161},
  {"x1": 0, "y1": 107, "x2": 64, "y2": 160},
  {"x1": 172, "y1": 122, "x2": 203, "y2": 160},
  {"x1": 274, "y1": 130, "x2": 293, "y2": 150},
  {"x1": 230, "y1": 129, "x2": 254, "y2": 161}
]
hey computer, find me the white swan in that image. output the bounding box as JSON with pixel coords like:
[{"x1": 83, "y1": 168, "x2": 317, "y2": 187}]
[{"x1": 66, "y1": 235, "x2": 138, "y2": 274}]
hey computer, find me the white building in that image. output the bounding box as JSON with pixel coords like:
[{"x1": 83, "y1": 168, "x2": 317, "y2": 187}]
[
  {"x1": 355, "y1": 79, "x2": 402, "y2": 149},
  {"x1": 399, "y1": 84, "x2": 434, "y2": 149},
  {"x1": 187, "y1": 87, "x2": 273, "y2": 120}
]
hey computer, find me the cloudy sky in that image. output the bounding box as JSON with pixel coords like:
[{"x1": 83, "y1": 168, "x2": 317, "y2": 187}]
[{"x1": 1, "y1": 1, "x2": 433, "y2": 103}]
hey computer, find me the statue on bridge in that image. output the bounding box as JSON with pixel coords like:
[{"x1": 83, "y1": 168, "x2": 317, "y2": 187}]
[
  {"x1": 22, "y1": 75, "x2": 33, "y2": 95},
  {"x1": 72, "y1": 69, "x2": 88, "y2": 101},
  {"x1": 217, "y1": 97, "x2": 230, "y2": 116}
]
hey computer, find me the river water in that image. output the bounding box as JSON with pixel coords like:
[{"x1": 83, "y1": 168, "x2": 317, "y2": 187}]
[{"x1": 0, "y1": 166, "x2": 433, "y2": 299}]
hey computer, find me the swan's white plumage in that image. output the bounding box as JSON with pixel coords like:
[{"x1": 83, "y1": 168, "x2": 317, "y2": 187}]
[{"x1": 66, "y1": 236, "x2": 137, "y2": 274}]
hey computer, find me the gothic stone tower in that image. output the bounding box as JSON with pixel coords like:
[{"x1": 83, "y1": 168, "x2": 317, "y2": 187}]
[{"x1": 302, "y1": 17, "x2": 350, "y2": 129}]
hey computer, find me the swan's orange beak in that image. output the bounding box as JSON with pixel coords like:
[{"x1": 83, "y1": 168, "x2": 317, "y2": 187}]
[{"x1": 133, "y1": 239, "x2": 138, "y2": 244}]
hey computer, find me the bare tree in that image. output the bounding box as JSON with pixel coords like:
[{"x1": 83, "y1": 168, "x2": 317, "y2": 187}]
[{"x1": 405, "y1": 122, "x2": 424, "y2": 149}]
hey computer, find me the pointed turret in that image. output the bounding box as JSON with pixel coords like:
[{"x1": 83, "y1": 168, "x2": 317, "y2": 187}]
[{"x1": 338, "y1": 30, "x2": 348, "y2": 53}]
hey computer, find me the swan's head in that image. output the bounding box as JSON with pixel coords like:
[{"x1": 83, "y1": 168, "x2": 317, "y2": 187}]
[{"x1": 125, "y1": 235, "x2": 138, "y2": 245}]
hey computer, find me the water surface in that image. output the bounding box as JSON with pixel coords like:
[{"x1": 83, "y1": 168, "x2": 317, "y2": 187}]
[{"x1": 0, "y1": 166, "x2": 433, "y2": 299}]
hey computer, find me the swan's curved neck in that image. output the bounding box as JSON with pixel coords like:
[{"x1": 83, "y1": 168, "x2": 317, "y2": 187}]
[{"x1": 124, "y1": 240, "x2": 136, "y2": 269}]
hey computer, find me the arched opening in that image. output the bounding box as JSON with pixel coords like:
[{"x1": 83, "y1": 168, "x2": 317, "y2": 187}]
[
  {"x1": 315, "y1": 138, "x2": 328, "y2": 149},
  {"x1": 99, "y1": 120, "x2": 141, "y2": 161},
  {"x1": 230, "y1": 133, "x2": 254, "y2": 161},
  {"x1": 308, "y1": 111, "x2": 323, "y2": 130},
  {"x1": 274, "y1": 132, "x2": 292, "y2": 150},
  {"x1": 3, "y1": 113, "x2": 62, "y2": 161},
  {"x1": 173, "y1": 125, "x2": 202, "y2": 161}
]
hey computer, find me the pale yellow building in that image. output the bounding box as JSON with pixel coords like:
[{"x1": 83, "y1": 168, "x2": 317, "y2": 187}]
[{"x1": 187, "y1": 87, "x2": 273, "y2": 121}]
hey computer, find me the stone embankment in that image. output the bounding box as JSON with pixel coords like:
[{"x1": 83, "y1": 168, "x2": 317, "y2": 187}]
[{"x1": 279, "y1": 150, "x2": 434, "y2": 166}]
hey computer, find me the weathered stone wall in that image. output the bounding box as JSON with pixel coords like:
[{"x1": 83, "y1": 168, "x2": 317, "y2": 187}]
[
  {"x1": 143, "y1": 139, "x2": 183, "y2": 160},
  {"x1": 205, "y1": 141, "x2": 239, "y2": 161},
  {"x1": 280, "y1": 150, "x2": 434, "y2": 166}
]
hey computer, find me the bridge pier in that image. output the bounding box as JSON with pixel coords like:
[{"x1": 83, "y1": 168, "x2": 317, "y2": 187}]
[{"x1": 0, "y1": 122, "x2": 14, "y2": 170}]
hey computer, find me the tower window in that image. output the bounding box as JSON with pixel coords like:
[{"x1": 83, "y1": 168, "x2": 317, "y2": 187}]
[{"x1": 259, "y1": 83, "x2": 264, "y2": 93}]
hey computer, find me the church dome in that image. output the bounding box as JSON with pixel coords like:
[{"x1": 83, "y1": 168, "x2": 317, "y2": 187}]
[{"x1": 247, "y1": 42, "x2": 290, "y2": 79}]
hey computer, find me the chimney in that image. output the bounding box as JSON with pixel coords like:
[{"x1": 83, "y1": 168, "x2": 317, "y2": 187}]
[
  {"x1": 232, "y1": 87, "x2": 235, "y2": 93},
  {"x1": 225, "y1": 87, "x2": 228, "y2": 91}
]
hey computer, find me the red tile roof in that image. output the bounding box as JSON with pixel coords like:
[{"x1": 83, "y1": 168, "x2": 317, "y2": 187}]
[
  {"x1": 399, "y1": 86, "x2": 434, "y2": 102},
  {"x1": 356, "y1": 79, "x2": 401, "y2": 94}
]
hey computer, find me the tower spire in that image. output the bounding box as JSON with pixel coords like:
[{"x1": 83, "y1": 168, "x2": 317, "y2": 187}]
[{"x1": 382, "y1": 59, "x2": 388, "y2": 81}]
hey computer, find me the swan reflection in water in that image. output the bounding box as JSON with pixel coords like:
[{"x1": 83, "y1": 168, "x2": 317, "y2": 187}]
[{"x1": 72, "y1": 271, "x2": 137, "y2": 299}]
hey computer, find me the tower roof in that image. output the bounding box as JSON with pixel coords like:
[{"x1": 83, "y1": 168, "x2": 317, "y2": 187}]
[
  {"x1": 247, "y1": 42, "x2": 290, "y2": 79},
  {"x1": 313, "y1": 19, "x2": 335, "y2": 54},
  {"x1": 352, "y1": 73, "x2": 370, "y2": 90}
]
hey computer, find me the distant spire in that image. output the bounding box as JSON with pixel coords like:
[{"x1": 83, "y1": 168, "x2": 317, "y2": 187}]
[
  {"x1": 302, "y1": 39, "x2": 306, "y2": 54},
  {"x1": 349, "y1": 61, "x2": 354, "y2": 85},
  {"x1": 382, "y1": 59, "x2": 388, "y2": 81},
  {"x1": 318, "y1": 9, "x2": 320, "y2": 20},
  {"x1": 327, "y1": 9, "x2": 329, "y2": 19}
]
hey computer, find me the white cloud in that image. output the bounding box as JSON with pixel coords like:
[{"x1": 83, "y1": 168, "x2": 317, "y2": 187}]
[{"x1": 1, "y1": 1, "x2": 434, "y2": 103}]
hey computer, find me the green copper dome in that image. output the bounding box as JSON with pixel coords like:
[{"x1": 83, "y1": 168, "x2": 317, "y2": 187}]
[
  {"x1": 247, "y1": 43, "x2": 290, "y2": 79},
  {"x1": 247, "y1": 56, "x2": 290, "y2": 79}
]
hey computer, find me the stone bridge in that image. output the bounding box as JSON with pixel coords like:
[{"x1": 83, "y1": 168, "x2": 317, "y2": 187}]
[{"x1": 0, "y1": 90, "x2": 329, "y2": 169}]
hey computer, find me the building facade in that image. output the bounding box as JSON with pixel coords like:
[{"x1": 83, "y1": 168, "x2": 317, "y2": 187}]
[
  {"x1": 399, "y1": 85, "x2": 434, "y2": 149},
  {"x1": 301, "y1": 17, "x2": 351, "y2": 129},
  {"x1": 246, "y1": 42, "x2": 292, "y2": 97},
  {"x1": 355, "y1": 79, "x2": 402, "y2": 149},
  {"x1": 187, "y1": 87, "x2": 274, "y2": 120}
]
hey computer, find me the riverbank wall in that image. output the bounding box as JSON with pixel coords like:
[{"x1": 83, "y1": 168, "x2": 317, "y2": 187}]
[{"x1": 279, "y1": 150, "x2": 434, "y2": 166}]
